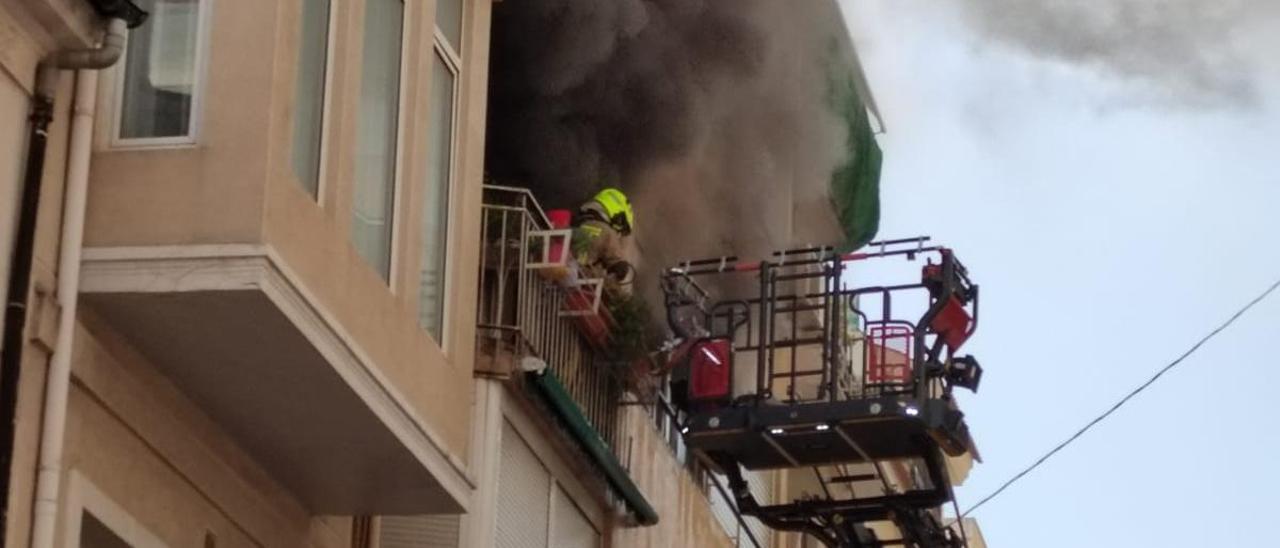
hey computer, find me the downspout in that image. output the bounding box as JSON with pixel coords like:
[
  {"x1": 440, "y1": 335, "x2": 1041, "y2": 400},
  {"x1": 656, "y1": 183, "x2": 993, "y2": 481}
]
[
  {"x1": 0, "y1": 43, "x2": 60, "y2": 545},
  {"x1": 0, "y1": 17, "x2": 126, "y2": 548}
]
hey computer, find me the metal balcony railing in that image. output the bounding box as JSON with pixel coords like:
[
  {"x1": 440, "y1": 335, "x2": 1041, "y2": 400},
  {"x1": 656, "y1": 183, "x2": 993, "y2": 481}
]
[
  {"x1": 477, "y1": 185, "x2": 768, "y2": 533},
  {"x1": 475, "y1": 184, "x2": 622, "y2": 460}
]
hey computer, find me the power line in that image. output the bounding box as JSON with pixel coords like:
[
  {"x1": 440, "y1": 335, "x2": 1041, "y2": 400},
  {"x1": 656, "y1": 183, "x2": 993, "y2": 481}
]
[{"x1": 961, "y1": 276, "x2": 1280, "y2": 518}]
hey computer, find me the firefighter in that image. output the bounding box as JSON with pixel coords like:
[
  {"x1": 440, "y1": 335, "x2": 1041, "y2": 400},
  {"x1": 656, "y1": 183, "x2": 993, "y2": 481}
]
[{"x1": 573, "y1": 187, "x2": 635, "y2": 285}]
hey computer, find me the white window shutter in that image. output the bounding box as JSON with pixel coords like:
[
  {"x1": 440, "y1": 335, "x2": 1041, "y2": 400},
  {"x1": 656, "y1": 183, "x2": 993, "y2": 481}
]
[
  {"x1": 495, "y1": 423, "x2": 550, "y2": 548},
  {"x1": 378, "y1": 515, "x2": 460, "y2": 548}
]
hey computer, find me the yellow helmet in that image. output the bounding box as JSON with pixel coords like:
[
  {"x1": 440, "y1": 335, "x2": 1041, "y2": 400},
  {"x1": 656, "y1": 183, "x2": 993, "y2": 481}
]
[{"x1": 593, "y1": 187, "x2": 634, "y2": 235}]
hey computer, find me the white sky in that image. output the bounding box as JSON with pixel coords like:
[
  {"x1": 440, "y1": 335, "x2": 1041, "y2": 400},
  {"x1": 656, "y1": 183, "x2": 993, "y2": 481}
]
[{"x1": 840, "y1": 2, "x2": 1280, "y2": 546}]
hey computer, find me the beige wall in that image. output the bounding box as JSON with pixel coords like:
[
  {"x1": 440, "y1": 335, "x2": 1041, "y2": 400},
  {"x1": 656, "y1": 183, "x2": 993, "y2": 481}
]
[
  {"x1": 1, "y1": 1, "x2": 842, "y2": 547},
  {"x1": 82, "y1": 0, "x2": 494, "y2": 464},
  {"x1": 5, "y1": 0, "x2": 494, "y2": 543},
  {"x1": 63, "y1": 314, "x2": 352, "y2": 548},
  {"x1": 0, "y1": 2, "x2": 104, "y2": 546},
  {"x1": 611, "y1": 405, "x2": 737, "y2": 548},
  {"x1": 257, "y1": 0, "x2": 495, "y2": 462}
]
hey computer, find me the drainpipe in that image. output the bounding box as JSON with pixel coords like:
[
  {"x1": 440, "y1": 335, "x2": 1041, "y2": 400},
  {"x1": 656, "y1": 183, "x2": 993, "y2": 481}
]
[{"x1": 0, "y1": 17, "x2": 126, "y2": 548}]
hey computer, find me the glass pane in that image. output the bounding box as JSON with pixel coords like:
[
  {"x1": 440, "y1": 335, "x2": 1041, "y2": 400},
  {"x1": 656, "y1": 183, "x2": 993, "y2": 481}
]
[
  {"x1": 352, "y1": 0, "x2": 404, "y2": 280},
  {"x1": 291, "y1": 0, "x2": 331, "y2": 196},
  {"x1": 80, "y1": 512, "x2": 132, "y2": 548},
  {"x1": 420, "y1": 52, "x2": 455, "y2": 339},
  {"x1": 435, "y1": 0, "x2": 462, "y2": 52},
  {"x1": 120, "y1": 0, "x2": 200, "y2": 139}
]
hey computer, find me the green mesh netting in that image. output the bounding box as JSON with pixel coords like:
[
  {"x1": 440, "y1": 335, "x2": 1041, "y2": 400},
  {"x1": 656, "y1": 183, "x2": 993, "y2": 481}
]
[{"x1": 828, "y1": 67, "x2": 882, "y2": 251}]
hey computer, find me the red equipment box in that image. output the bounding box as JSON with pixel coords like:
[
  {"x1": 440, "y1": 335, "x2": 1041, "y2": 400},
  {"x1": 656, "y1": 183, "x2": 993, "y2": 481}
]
[{"x1": 689, "y1": 339, "x2": 733, "y2": 402}]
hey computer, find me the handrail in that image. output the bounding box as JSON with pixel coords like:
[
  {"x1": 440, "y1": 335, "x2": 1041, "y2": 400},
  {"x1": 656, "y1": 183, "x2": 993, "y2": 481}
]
[{"x1": 483, "y1": 184, "x2": 554, "y2": 228}]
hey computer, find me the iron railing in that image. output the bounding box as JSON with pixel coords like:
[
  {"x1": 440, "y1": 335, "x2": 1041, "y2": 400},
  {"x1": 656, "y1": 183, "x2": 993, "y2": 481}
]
[
  {"x1": 476, "y1": 185, "x2": 622, "y2": 455},
  {"x1": 478, "y1": 185, "x2": 766, "y2": 540}
]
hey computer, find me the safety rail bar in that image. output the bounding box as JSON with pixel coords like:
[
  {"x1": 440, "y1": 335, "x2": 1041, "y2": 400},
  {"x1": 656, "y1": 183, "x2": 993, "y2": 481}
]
[
  {"x1": 661, "y1": 239, "x2": 977, "y2": 408},
  {"x1": 670, "y1": 237, "x2": 947, "y2": 277}
]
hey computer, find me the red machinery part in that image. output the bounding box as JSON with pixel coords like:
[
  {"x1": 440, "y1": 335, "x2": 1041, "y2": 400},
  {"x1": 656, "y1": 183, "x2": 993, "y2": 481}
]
[
  {"x1": 689, "y1": 339, "x2": 733, "y2": 402},
  {"x1": 929, "y1": 296, "x2": 973, "y2": 351}
]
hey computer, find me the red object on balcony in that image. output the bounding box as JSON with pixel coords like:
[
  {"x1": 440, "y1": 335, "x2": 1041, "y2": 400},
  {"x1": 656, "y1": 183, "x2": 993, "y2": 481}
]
[
  {"x1": 867, "y1": 325, "x2": 913, "y2": 384},
  {"x1": 929, "y1": 296, "x2": 973, "y2": 351},
  {"x1": 547, "y1": 209, "x2": 572, "y2": 229},
  {"x1": 689, "y1": 339, "x2": 732, "y2": 402},
  {"x1": 547, "y1": 208, "x2": 573, "y2": 267}
]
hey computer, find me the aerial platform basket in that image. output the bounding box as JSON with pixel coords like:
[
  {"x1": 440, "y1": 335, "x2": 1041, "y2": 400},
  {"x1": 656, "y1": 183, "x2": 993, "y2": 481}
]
[{"x1": 661, "y1": 237, "x2": 983, "y2": 547}]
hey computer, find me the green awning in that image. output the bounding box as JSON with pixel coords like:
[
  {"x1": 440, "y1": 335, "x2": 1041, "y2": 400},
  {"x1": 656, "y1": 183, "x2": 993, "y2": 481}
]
[{"x1": 528, "y1": 369, "x2": 660, "y2": 526}]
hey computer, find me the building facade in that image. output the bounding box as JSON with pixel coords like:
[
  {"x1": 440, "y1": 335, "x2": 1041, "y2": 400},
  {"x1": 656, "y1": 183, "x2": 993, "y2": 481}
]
[
  {"x1": 1, "y1": 1, "x2": 978, "y2": 547},
  {"x1": 4, "y1": 0, "x2": 488, "y2": 546}
]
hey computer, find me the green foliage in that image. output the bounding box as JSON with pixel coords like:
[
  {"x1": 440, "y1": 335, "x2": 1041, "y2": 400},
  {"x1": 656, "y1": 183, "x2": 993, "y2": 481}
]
[{"x1": 604, "y1": 292, "x2": 652, "y2": 363}]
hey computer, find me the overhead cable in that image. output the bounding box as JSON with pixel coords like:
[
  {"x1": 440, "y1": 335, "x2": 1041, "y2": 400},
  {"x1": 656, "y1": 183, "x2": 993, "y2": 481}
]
[{"x1": 962, "y1": 276, "x2": 1280, "y2": 517}]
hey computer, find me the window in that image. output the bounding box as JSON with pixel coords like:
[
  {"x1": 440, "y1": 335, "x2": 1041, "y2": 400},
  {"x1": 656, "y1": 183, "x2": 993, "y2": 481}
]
[
  {"x1": 435, "y1": 0, "x2": 462, "y2": 53},
  {"x1": 117, "y1": 0, "x2": 208, "y2": 143},
  {"x1": 66, "y1": 473, "x2": 167, "y2": 548},
  {"x1": 291, "y1": 0, "x2": 333, "y2": 196},
  {"x1": 419, "y1": 0, "x2": 462, "y2": 339},
  {"x1": 419, "y1": 53, "x2": 454, "y2": 338},
  {"x1": 352, "y1": 0, "x2": 405, "y2": 280},
  {"x1": 80, "y1": 512, "x2": 132, "y2": 548}
]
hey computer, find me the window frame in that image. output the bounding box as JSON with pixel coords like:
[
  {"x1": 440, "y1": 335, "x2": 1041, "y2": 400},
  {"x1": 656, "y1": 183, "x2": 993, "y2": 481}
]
[
  {"x1": 291, "y1": 0, "x2": 341, "y2": 202},
  {"x1": 419, "y1": 13, "x2": 463, "y2": 347},
  {"x1": 110, "y1": 0, "x2": 216, "y2": 149},
  {"x1": 386, "y1": 0, "x2": 412, "y2": 290},
  {"x1": 63, "y1": 471, "x2": 169, "y2": 548}
]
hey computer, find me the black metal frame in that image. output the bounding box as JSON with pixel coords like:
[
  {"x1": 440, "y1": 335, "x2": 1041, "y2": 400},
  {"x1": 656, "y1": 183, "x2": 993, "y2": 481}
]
[
  {"x1": 662, "y1": 237, "x2": 979, "y2": 406},
  {"x1": 660, "y1": 237, "x2": 981, "y2": 547}
]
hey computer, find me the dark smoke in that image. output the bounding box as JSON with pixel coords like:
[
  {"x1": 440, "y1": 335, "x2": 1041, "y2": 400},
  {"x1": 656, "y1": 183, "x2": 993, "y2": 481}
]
[
  {"x1": 488, "y1": 0, "x2": 766, "y2": 202},
  {"x1": 485, "y1": 0, "x2": 855, "y2": 281}
]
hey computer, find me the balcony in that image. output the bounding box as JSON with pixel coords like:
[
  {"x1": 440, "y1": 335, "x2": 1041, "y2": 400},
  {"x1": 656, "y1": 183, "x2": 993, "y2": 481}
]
[
  {"x1": 475, "y1": 185, "x2": 657, "y2": 523},
  {"x1": 78, "y1": 246, "x2": 469, "y2": 514},
  {"x1": 475, "y1": 186, "x2": 815, "y2": 541},
  {"x1": 75, "y1": 0, "x2": 483, "y2": 515}
]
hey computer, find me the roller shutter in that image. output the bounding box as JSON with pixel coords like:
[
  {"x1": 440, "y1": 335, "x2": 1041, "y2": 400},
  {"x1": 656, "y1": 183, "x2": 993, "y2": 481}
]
[
  {"x1": 494, "y1": 421, "x2": 601, "y2": 548},
  {"x1": 496, "y1": 422, "x2": 550, "y2": 548},
  {"x1": 379, "y1": 516, "x2": 460, "y2": 548}
]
